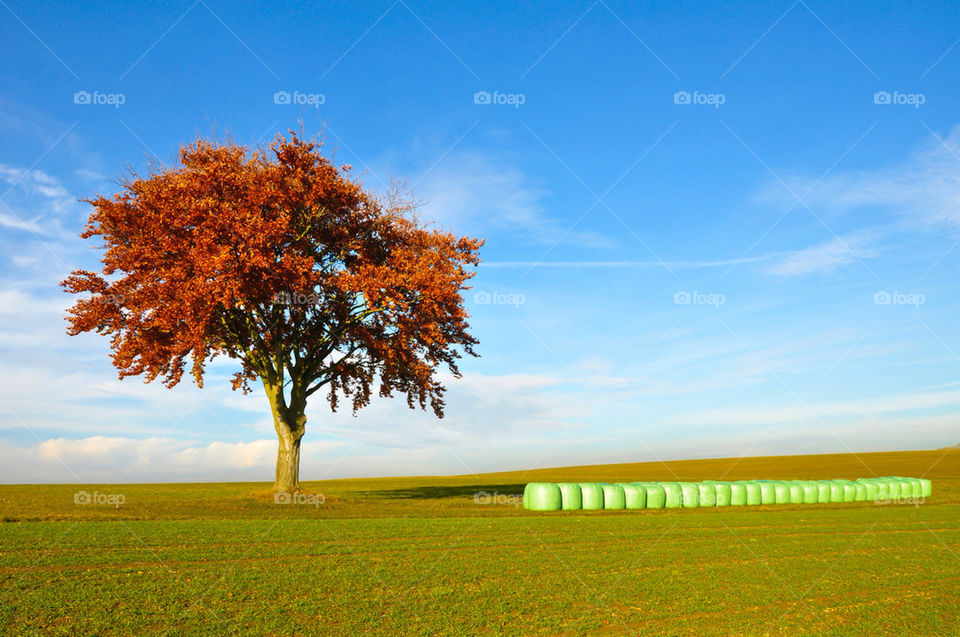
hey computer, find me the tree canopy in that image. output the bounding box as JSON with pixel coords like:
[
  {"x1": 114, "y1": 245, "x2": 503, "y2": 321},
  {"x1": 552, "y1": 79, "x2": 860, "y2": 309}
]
[{"x1": 63, "y1": 132, "x2": 483, "y2": 491}]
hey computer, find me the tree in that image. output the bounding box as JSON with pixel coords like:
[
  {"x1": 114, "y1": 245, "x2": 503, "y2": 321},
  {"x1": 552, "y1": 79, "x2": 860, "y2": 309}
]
[{"x1": 62, "y1": 132, "x2": 483, "y2": 493}]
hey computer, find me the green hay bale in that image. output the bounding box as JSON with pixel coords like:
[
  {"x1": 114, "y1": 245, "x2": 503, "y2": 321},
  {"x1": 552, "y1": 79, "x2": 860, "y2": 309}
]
[
  {"x1": 899, "y1": 478, "x2": 920, "y2": 499},
  {"x1": 729, "y1": 482, "x2": 747, "y2": 506},
  {"x1": 618, "y1": 484, "x2": 647, "y2": 509},
  {"x1": 815, "y1": 481, "x2": 831, "y2": 502},
  {"x1": 523, "y1": 483, "x2": 562, "y2": 511},
  {"x1": 697, "y1": 483, "x2": 717, "y2": 507},
  {"x1": 678, "y1": 482, "x2": 700, "y2": 508},
  {"x1": 556, "y1": 483, "x2": 582, "y2": 510},
  {"x1": 842, "y1": 482, "x2": 857, "y2": 502},
  {"x1": 873, "y1": 479, "x2": 891, "y2": 501},
  {"x1": 600, "y1": 484, "x2": 626, "y2": 510},
  {"x1": 773, "y1": 482, "x2": 791, "y2": 504},
  {"x1": 856, "y1": 479, "x2": 879, "y2": 501},
  {"x1": 885, "y1": 476, "x2": 910, "y2": 496},
  {"x1": 712, "y1": 482, "x2": 732, "y2": 506},
  {"x1": 900, "y1": 477, "x2": 922, "y2": 498},
  {"x1": 826, "y1": 481, "x2": 845, "y2": 503},
  {"x1": 701, "y1": 480, "x2": 730, "y2": 504},
  {"x1": 832, "y1": 480, "x2": 856, "y2": 502},
  {"x1": 787, "y1": 482, "x2": 804, "y2": 503},
  {"x1": 741, "y1": 481, "x2": 762, "y2": 505},
  {"x1": 800, "y1": 482, "x2": 819, "y2": 503},
  {"x1": 885, "y1": 479, "x2": 902, "y2": 499},
  {"x1": 579, "y1": 483, "x2": 605, "y2": 510},
  {"x1": 911, "y1": 478, "x2": 924, "y2": 498},
  {"x1": 758, "y1": 481, "x2": 777, "y2": 505},
  {"x1": 853, "y1": 483, "x2": 868, "y2": 502},
  {"x1": 659, "y1": 482, "x2": 683, "y2": 508},
  {"x1": 644, "y1": 484, "x2": 667, "y2": 509},
  {"x1": 919, "y1": 478, "x2": 932, "y2": 497},
  {"x1": 840, "y1": 480, "x2": 857, "y2": 502}
]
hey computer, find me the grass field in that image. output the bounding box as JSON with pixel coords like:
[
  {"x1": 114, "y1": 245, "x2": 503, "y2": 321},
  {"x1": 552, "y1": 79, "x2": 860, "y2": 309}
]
[{"x1": 1, "y1": 449, "x2": 958, "y2": 635}]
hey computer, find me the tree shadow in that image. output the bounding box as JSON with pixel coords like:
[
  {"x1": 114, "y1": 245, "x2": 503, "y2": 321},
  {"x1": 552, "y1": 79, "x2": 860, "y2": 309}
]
[{"x1": 355, "y1": 483, "x2": 527, "y2": 500}]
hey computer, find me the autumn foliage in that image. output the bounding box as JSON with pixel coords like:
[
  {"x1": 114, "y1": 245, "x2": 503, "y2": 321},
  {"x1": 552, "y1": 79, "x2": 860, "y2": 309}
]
[{"x1": 62, "y1": 132, "x2": 483, "y2": 491}]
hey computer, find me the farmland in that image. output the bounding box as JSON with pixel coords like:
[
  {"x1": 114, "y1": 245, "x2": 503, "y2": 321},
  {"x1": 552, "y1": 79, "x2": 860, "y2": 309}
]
[{"x1": 1, "y1": 449, "x2": 958, "y2": 635}]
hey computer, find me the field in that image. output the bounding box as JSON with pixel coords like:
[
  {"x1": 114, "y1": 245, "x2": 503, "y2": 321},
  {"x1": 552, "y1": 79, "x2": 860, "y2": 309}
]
[{"x1": 1, "y1": 449, "x2": 958, "y2": 635}]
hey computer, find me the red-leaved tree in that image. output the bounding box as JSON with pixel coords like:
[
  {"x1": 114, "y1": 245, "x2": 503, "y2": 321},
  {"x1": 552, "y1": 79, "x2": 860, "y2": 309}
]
[{"x1": 62, "y1": 132, "x2": 482, "y2": 492}]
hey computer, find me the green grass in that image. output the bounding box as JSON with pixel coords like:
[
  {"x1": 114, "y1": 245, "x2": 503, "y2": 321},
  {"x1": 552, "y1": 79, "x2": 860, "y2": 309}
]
[{"x1": 1, "y1": 449, "x2": 958, "y2": 635}]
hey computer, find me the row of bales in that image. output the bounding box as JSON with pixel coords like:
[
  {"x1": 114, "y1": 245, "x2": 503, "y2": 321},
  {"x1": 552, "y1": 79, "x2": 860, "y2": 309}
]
[{"x1": 522, "y1": 477, "x2": 931, "y2": 511}]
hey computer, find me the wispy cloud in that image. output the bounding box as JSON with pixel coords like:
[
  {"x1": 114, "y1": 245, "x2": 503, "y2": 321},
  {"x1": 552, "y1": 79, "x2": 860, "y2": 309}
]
[
  {"x1": 663, "y1": 387, "x2": 960, "y2": 429},
  {"x1": 0, "y1": 435, "x2": 349, "y2": 483},
  {"x1": 766, "y1": 231, "x2": 879, "y2": 276},
  {"x1": 482, "y1": 255, "x2": 774, "y2": 269},
  {"x1": 0, "y1": 163, "x2": 82, "y2": 238},
  {"x1": 758, "y1": 124, "x2": 960, "y2": 231},
  {"x1": 415, "y1": 151, "x2": 612, "y2": 248}
]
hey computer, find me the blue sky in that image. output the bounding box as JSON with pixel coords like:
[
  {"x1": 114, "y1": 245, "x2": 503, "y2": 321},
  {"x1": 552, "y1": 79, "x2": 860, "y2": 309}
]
[{"x1": 2, "y1": 0, "x2": 959, "y2": 482}]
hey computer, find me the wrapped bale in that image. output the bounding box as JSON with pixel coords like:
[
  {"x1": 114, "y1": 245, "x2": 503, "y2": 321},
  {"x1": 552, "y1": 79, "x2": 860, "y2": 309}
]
[
  {"x1": 856, "y1": 479, "x2": 879, "y2": 502},
  {"x1": 660, "y1": 482, "x2": 683, "y2": 508},
  {"x1": 742, "y1": 481, "x2": 762, "y2": 505},
  {"x1": 697, "y1": 482, "x2": 717, "y2": 507},
  {"x1": 842, "y1": 481, "x2": 857, "y2": 502},
  {"x1": 826, "y1": 481, "x2": 845, "y2": 503},
  {"x1": 601, "y1": 483, "x2": 626, "y2": 510},
  {"x1": 800, "y1": 481, "x2": 819, "y2": 504},
  {"x1": 556, "y1": 482, "x2": 582, "y2": 510},
  {"x1": 884, "y1": 478, "x2": 902, "y2": 500},
  {"x1": 678, "y1": 482, "x2": 700, "y2": 508},
  {"x1": 900, "y1": 477, "x2": 922, "y2": 498},
  {"x1": 579, "y1": 483, "x2": 605, "y2": 510},
  {"x1": 832, "y1": 480, "x2": 856, "y2": 503},
  {"x1": 884, "y1": 477, "x2": 905, "y2": 496},
  {"x1": 523, "y1": 483, "x2": 562, "y2": 511},
  {"x1": 712, "y1": 482, "x2": 733, "y2": 506},
  {"x1": 919, "y1": 478, "x2": 932, "y2": 498},
  {"x1": 853, "y1": 482, "x2": 868, "y2": 502},
  {"x1": 885, "y1": 476, "x2": 912, "y2": 497},
  {"x1": 618, "y1": 483, "x2": 647, "y2": 510},
  {"x1": 787, "y1": 482, "x2": 804, "y2": 503},
  {"x1": 642, "y1": 484, "x2": 667, "y2": 509},
  {"x1": 758, "y1": 481, "x2": 777, "y2": 505},
  {"x1": 729, "y1": 482, "x2": 748, "y2": 506},
  {"x1": 773, "y1": 482, "x2": 790, "y2": 504},
  {"x1": 873, "y1": 479, "x2": 891, "y2": 502},
  {"x1": 815, "y1": 481, "x2": 831, "y2": 503}
]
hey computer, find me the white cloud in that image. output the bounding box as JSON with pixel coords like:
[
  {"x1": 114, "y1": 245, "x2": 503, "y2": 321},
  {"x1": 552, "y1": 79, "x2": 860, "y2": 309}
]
[
  {"x1": 0, "y1": 436, "x2": 326, "y2": 483},
  {"x1": 481, "y1": 255, "x2": 774, "y2": 269},
  {"x1": 661, "y1": 388, "x2": 960, "y2": 429},
  {"x1": 415, "y1": 152, "x2": 611, "y2": 247},
  {"x1": 766, "y1": 231, "x2": 878, "y2": 276},
  {"x1": 0, "y1": 165, "x2": 81, "y2": 237},
  {"x1": 760, "y1": 124, "x2": 960, "y2": 230}
]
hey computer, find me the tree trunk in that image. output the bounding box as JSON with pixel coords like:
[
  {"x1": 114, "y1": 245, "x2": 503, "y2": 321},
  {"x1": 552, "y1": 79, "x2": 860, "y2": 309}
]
[
  {"x1": 265, "y1": 380, "x2": 307, "y2": 493},
  {"x1": 275, "y1": 429, "x2": 303, "y2": 494}
]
